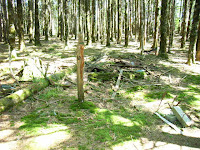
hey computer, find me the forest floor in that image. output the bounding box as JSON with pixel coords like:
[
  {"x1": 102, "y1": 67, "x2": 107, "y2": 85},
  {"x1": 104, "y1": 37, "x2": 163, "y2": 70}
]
[{"x1": 0, "y1": 35, "x2": 200, "y2": 150}]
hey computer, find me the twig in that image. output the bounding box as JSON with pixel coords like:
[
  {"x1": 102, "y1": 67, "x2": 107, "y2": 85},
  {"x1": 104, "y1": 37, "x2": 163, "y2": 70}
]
[{"x1": 156, "y1": 92, "x2": 167, "y2": 112}]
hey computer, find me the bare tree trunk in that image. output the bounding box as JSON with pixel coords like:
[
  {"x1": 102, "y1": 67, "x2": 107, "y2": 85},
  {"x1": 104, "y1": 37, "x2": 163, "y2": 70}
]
[
  {"x1": 168, "y1": 0, "x2": 175, "y2": 53},
  {"x1": 28, "y1": 0, "x2": 33, "y2": 43},
  {"x1": 101, "y1": 0, "x2": 106, "y2": 44},
  {"x1": 106, "y1": 0, "x2": 111, "y2": 46},
  {"x1": 0, "y1": 1, "x2": 2, "y2": 42},
  {"x1": 152, "y1": 0, "x2": 159, "y2": 48},
  {"x1": 125, "y1": 0, "x2": 129, "y2": 47},
  {"x1": 35, "y1": 0, "x2": 41, "y2": 46},
  {"x1": 159, "y1": 0, "x2": 168, "y2": 58},
  {"x1": 2, "y1": 0, "x2": 8, "y2": 43},
  {"x1": 117, "y1": 0, "x2": 122, "y2": 44},
  {"x1": 8, "y1": 0, "x2": 16, "y2": 51},
  {"x1": 92, "y1": 0, "x2": 96, "y2": 43},
  {"x1": 85, "y1": 0, "x2": 91, "y2": 45},
  {"x1": 180, "y1": 0, "x2": 188, "y2": 48},
  {"x1": 196, "y1": 20, "x2": 200, "y2": 61},
  {"x1": 186, "y1": 0, "x2": 200, "y2": 65},
  {"x1": 186, "y1": 0, "x2": 194, "y2": 40},
  {"x1": 17, "y1": 0, "x2": 25, "y2": 51},
  {"x1": 44, "y1": 0, "x2": 48, "y2": 41},
  {"x1": 57, "y1": 0, "x2": 61, "y2": 37},
  {"x1": 64, "y1": 0, "x2": 68, "y2": 46},
  {"x1": 140, "y1": 0, "x2": 144, "y2": 54},
  {"x1": 178, "y1": 0, "x2": 183, "y2": 34}
]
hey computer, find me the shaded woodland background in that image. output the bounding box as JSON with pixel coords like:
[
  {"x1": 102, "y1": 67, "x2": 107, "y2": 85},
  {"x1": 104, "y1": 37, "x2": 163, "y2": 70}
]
[{"x1": 0, "y1": 0, "x2": 199, "y2": 64}]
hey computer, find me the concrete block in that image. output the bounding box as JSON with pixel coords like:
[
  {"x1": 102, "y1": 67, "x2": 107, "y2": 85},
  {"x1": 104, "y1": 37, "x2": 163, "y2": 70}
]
[{"x1": 172, "y1": 106, "x2": 193, "y2": 127}]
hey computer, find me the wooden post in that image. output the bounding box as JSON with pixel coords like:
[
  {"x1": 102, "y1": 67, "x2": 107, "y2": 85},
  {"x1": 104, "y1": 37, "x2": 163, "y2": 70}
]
[{"x1": 77, "y1": 33, "x2": 84, "y2": 102}]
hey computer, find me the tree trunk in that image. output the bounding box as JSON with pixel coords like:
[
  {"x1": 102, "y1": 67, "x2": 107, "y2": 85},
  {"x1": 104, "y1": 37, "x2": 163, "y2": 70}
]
[
  {"x1": 57, "y1": 0, "x2": 61, "y2": 37},
  {"x1": 178, "y1": 0, "x2": 183, "y2": 34},
  {"x1": 28, "y1": 0, "x2": 33, "y2": 43},
  {"x1": 186, "y1": 0, "x2": 200, "y2": 65},
  {"x1": 35, "y1": 0, "x2": 41, "y2": 46},
  {"x1": 140, "y1": 0, "x2": 144, "y2": 54},
  {"x1": 101, "y1": 0, "x2": 106, "y2": 44},
  {"x1": 168, "y1": 0, "x2": 175, "y2": 53},
  {"x1": 125, "y1": 0, "x2": 129, "y2": 47},
  {"x1": 106, "y1": 0, "x2": 111, "y2": 46},
  {"x1": 196, "y1": 20, "x2": 200, "y2": 61},
  {"x1": 180, "y1": 0, "x2": 188, "y2": 48},
  {"x1": 0, "y1": 2, "x2": 2, "y2": 42},
  {"x1": 44, "y1": 0, "x2": 48, "y2": 41},
  {"x1": 152, "y1": 0, "x2": 159, "y2": 48},
  {"x1": 85, "y1": 0, "x2": 91, "y2": 45},
  {"x1": 17, "y1": 0, "x2": 25, "y2": 51},
  {"x1": 186, "y1": 0, "x2": 194, "y2": 40},
  {"x1": 159, "y1": 0, "x2": 168, "y2": 58},
  {"x1": 2, "y1": 0, "x2": 8, "y2": 43},
  {"x1": 92, "y1": 0, "x2": 96, "y2": 43},
  {"x1": 117, "y1": 0, "x2": 122, "y2": 44},
  {"x1": 64, "y1": 0, "x2": 68, "y2": 46},
  {"x1": 8, "y1": 0, "x2": 16, "y2": 51}
]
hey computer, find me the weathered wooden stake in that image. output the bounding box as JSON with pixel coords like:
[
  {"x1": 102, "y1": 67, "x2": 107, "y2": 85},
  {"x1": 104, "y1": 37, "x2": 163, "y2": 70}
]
[{"x1": 77, "y1": 33, "x2": 84, "y2": 102}]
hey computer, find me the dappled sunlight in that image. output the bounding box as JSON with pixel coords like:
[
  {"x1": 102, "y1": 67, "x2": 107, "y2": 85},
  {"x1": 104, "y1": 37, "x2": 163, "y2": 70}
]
[
  {"x1": 0, "y1": 130, "x2": 15, "y2": 140},
  {"x1": 111, "y1": 115, "x2": 134, "y2": 127}
]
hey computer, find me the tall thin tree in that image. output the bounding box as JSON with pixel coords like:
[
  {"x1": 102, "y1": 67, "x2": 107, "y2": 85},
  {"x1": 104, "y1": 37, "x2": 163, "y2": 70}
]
[
  {"x1": 106, "y1": 0, "x2": 111, "y2": 46},
  {"x1": 186, "y1": 0, "x2": 200, "y2": 65},
  {"x1": 125, "y1": 0, "x2": 129, "y2": 47},
  {"x1": 117, "y1": 0, "x2": 122, "y2": 44},
  {"x1": 35, "y1": 0, "x2": 41, "y2": 46},
  {"x1": 159, "y1": 0, "x2": 168, "y2": 58},
  {"x1": 17, "y1": 0, "x2": 25, "y2": 51},
  {"x1": 180, "y1": 0, "x2": 188, "y2": 48}
]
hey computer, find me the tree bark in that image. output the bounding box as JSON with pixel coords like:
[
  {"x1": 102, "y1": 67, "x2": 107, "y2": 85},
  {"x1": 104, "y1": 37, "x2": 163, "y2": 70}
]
[
  {"x1": 117, "y1": 0, "x2": 122, "y2": 44},
  {"x1": 0, "y1": 1, "x2": 2, "y2": 42},
  {"x1": 17, "y1": 0, "x2": 25, "y2": 51},
  {"x1": 106, "y1": 0, "x2": 111, "y2": 46},
  {"x1": 186, "y1": 0, "x2": 194, "y2": 40},
  {"x1": 152, "y1": 0, "x2": 159, "y2": 48},
  {"x1": 180, "y1": 0, "x2": 188, "y2": 48},
  {"x1": 168, "y1": 0, "x2": 176, "y2": 53},
  {"x1": 125, "y1": 0, "x2": 129, "y2": 47},
  {"x1": 28, "y1": 0, "x2": 33, "y2": 43},
  {"x1": 140, "y1": 0, "x2": 144, "y2": 54},
  {"x1": 85, "y1": 0, "x2": 91, "y2": 45},
  {"x1": 44, "y1": 0, "x2": 48, "y2": 41},
  {"x1": 64, "y1": 0, "x2": 68, "y2": 46},
  {"x1": 92, "y1": 0, "x2": 96, "y2": 43},
  {"x1": 186, "y1": 0, "x2": 200, "y2": 65},
  {"x1": 77, "y1": 34, "x2": 84, "y2": 102},
  {"x1": 35, "y1": 0, "x2": 41, "y2": 46},
  {"x1": 2, "y1": 0, "x2": 8, "y2": 43},
  {"x1": 196, "y1": 20, "x2": 200, "y2": 61},
  {"x1": 8, "y1": 0, "x2": 16, "y2": 51},
  {"x1": 159, "y1": 0, "x2": 168, "y2": 58}
]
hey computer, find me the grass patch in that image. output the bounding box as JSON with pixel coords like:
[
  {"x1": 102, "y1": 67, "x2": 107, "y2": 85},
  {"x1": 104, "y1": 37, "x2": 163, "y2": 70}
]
[
  {"x1": 38, "y1": 87, "x2": 64, "y2": 100},
  {"x1": 88, "y1": 72, "x2": 118, "y2": 82},
  {"x1": 70, "y1": 101, "x2": 97, "y2": 113}
]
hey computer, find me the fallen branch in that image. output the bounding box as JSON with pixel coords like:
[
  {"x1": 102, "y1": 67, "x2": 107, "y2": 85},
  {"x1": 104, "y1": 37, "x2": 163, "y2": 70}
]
[
  {"x1": 111, "y1": 69, "x2": 123, "y2": 99},
  {"x1": 154, "y1": 112, "x2": 182, "y2": 134},
  {"x1": 0, "y1": 71, "x2": 66, "y2": 113}
]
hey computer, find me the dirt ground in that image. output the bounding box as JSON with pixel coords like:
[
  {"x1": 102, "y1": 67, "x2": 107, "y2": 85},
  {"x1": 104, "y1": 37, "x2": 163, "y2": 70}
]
[{"x1": 0, "y1": 36, "x2": 200, "y2": 150}]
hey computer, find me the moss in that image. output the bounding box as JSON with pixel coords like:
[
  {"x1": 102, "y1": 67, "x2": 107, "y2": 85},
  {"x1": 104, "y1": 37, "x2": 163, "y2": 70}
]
[
  {"x1": 70, "y1": 101, "x2": 97, "y2": 113},
  {"x1": 88, "y1": 72, "x2": 118, "y2": 82}
]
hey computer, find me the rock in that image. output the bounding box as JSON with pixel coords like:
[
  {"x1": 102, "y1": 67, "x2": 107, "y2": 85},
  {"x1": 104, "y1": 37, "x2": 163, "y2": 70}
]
[{"x1": 20, "y1": 57, "x2": 45, "y2": 81}]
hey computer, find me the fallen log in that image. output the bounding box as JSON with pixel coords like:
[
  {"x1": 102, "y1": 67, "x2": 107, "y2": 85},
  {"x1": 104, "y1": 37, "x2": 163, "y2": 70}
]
[{"x1": 0, "y1": 72, "x2": 66, "y2": 113}]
